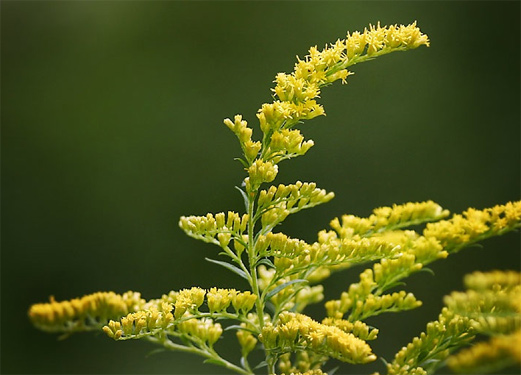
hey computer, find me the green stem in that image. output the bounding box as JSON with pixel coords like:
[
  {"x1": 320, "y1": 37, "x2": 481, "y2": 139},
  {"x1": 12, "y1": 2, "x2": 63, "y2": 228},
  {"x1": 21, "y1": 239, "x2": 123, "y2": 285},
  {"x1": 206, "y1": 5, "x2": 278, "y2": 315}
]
[
  {"x1": 158, "y1": 337, "x2": 254, "y2": 375},
  {"x1": 246, "y1": 191, "x2": 266, "y2": 330},
  {"x1": 266, "y1": 352, "x2": 278, "y2": 375}
]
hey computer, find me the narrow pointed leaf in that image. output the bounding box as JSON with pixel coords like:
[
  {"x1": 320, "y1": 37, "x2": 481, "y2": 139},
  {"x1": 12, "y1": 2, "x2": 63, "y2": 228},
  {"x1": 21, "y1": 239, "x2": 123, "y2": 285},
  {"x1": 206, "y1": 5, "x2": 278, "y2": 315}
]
[
  {"x1": 265, "y1": 279, "x2": 308, "y2": 299},
  {"x1": 205, "y1": 258, "x2": 249, "y2": 280},
  {"x1": 253, "y1": 361, "x2": 268, "y2": 370},
  {"x1": 256, "y1": 258, "x2": 275, "y2": 269},
  {"x1": 234, "y1": 186, "x2": 250, "y2": 212}
]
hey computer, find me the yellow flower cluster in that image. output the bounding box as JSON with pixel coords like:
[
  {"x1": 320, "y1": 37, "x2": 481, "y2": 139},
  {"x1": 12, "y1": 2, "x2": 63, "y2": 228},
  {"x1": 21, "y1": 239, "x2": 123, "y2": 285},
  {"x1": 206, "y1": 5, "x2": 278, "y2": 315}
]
[
  {"x1": 330, "y1": 201, "x2": 448, "y2": 239},
  {"x1": 383, "y1": 308, "x2": 475, "y2": 375},
  {"x1": 256, "y1": 220, "x2": 448, "y2": 316},
  {"x1": 100, "y1": 287, "x2": 257, "y2": 343},
  {"x1": 322, "y1": 318, "x2": 378, "y2": 341},
  {"x1": 278, "y1": 351, "x2": 329, "y2": 375},
  {"x1": 103, "y1": 302, "x2": 174, "y2": 340},
  {"x1": 224, "y1": 115, "x2": 262, "y2": 163},
  {"x1": 178, "y1": 317, "x2": 223, "y2": 347},
  {"x1": 445, "y1": 271, "x2": 521, "y2": 374},
  {"x1": 257, "y1": 181, "x2": 335, "y2": 215},
  {"x1": 325, "y1": 279, "x2": 421, "y2": 322},
  {"x1": 324, "y1": 247, "x2": 431, "y2": 321},
  {"x1": 258, "y1": 22, "x2": 429, "y2": 133},
  {"x1": 283, "y1": 370, "x2": 327, "y2": 375},
  {"x1": 207, "y1": 288, "x2": 257, "y2": 314},
  {"x1": 28, "y1": 291, "x2": 145, "y2": 333},
  {"x1": 383, "y1": 270, "x2": 521, "y2": 375},
  {"x1": 256, "y1": 232, "x2": 310, "y2": 260},
  {"x1": 320, "y1": 235, "x2": 401, "y2": 265},
  {"x1": 236, "y1": 327, "x2": 258, "y2": 357},
  {"x1": 464, "y1": 269, "x2": 521, "y2": 291},
  {"x1": 172, "y1": 287, "x2": 257, "y2": 317},
  {"x1": 267, "y1": 233, "x2": 401, "y2": 278},
  {"x1": 444, "y1": 288, "x2": 521, "y2": 335},
  {"x1": 324, "y1": 203, "x2": 521, "y2": 327},
  {"x1": 447, "y1": 330, "x2": 521, "y2": 373},
  {"x1": 267, "y1": 129, "x2": 315, "y2": 163},
  {"x1": 257, "y1": 100, "x2": 324, "y2": 135},
  {"x1": 259, "y1": 312, "x2": 376, "y2": 364},
  {"x1": 179, "y1": 211, "x2": 249, "y2": 248},
  {"x1": 224, "y1": 23, "x2": 429, "y2": 195},
  {"x1": 423, "y1": 201, "x2": 521, "y2": 252},
  {"x1": 247, "y1": 159, "x2": 279, "y2": 191},
  {"x1": 173, "y1": 287, "x2": 207, "y2": 318}
]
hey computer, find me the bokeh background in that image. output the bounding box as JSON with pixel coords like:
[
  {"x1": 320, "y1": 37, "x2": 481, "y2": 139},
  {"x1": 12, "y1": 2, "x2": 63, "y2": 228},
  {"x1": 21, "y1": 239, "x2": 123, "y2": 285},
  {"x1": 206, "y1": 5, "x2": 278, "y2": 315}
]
[{"x1": 2, "y1": 1, "x2": 519, "y2": 374}]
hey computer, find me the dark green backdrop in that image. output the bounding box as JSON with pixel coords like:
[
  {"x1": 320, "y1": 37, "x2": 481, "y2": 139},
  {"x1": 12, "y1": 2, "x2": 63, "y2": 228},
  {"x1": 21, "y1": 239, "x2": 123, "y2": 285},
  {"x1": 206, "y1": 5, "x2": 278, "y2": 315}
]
[{"x1": 2, "y1": 1, "x2": 519, "y2": 374}]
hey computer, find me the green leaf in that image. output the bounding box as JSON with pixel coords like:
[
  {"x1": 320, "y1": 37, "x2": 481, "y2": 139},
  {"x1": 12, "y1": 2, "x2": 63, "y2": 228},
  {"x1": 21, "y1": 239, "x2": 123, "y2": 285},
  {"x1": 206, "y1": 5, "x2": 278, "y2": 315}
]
[
  {"x1": 235, "y1": 186, "x2": 250, "y2": 212},
  {"x1": 256, "y1": 258, "x2": 275, "y2": 268},
  {"x1": 205, "y1": 258, "x2": 249, "y2": 280},
  {"x1": 225, "y1": 324, "x2": 258, "y2": 334},
  {"x1": 421, "y1": 358, "x2": 441, "y2": 366},
  {"x1": 234, "y1": 157, "x2": 248, "y2": 168},
  {"x1": 204, "y1": 358, "x2": 224, "y2": 366},
  {"x1": 265, "y1": 279, "x2": 308, "y2": 299},
  {"x1": 253, "y1": 361, "x2": 268, "y2": 370},
  {"x1": 224, "y1": 324, "x2": 243, "y2": 331},
  {"x1": 419, "y1": 267, "x2": 435, "y2": 276},
  {"x1": 145, "y1": 348, "x2": 166, "y2": 358}
]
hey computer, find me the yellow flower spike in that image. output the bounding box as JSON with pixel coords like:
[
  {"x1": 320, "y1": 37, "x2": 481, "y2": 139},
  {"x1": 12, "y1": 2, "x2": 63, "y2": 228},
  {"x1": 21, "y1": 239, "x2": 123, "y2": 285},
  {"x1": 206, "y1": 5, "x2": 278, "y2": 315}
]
[
  {"x1": 240, "y1": 214, "x2": 249, "y2": 232},
  {"x1": 225, "y1": 211, "x2": 237, "y2": 230},
  {"x1": 179, "y1": 211, "x2": 248, "y2": 253},
  {"x1": 260, "y1": 312, "x2": 376, "y2": 364},
  {"x1": 232, "y1": 291, "x2": 257, "y2": 314},
  {"x1": 385, "y1": 269, "x2": 519, "y2": 375},
  {"x1": 174, "y1": 287, "x2": 206, "y2": 318},
  {"x1": 247, "y1": 159, "x2": 278, "y2": 190},
  {"x1": 447, "y1": 330, "x2": 521, "y2": 374},
  {"x1": 280, "y1": 319, "x2": 301, "y2": 343},
  {"x1": 345, "y1": 31, "x2": 366, "y2": 58},
  {"x1": 424, "y1": 201, "x2": 521, "y2": 252},
  {"x1": 207, "y1": 288, "x2": 235, "y2": 313},
  {"x1": 283, "y1": 370, "x2": 328, "y2": 375},
  {"x1": 224, "y1": 114, "x2": 253, "y2": 144},
  {"x1": 223, "y1": 117, "x2": 236, "y2": 132},
  {"x1": 135, "y1": 316, "x2": 147, "y2": 334},
  {"x1": 254, "y1": 21, "x2": 429, "y2": 146},
  {"x1": 207, "y1": 322, "x2": 223, "y2": 346},
  {"x1": 244, "y1": 140, "x2": 262, "y2": 162},
  {"x1": 261, "y1": 204, "x2": 290, "y2": 229},
  {"x1": 323, "y1": 318, "x2": 379, "y2": 341},
  {"x1": 255, "y1": 111, "x2": 268, "y2": 134},
  {"x1": 256, "y1": 102, "x2": 290, "y2": 132},
  {"x1": 215, "y1": 212, "x2": 225, "y2": 228},
  {"x1": 217, "y1": 232, "x2": 231, "y2": 248},
  {"x1": 464, "y1": 270, "x2": 521, "y2": 291},
  {"x1": 259, "y1": 322, "x2": 279, "y2": 347},
  {"x1": 273, "y1": 73, "x2": 320, "y2": 103},
  {"x1": 102, "y1": 320, "x2": 122, "y2": 339},
  {"x1": 28, "y1": 291, "x2": 141, "y2": 334},
  {"x1": 236, "y1": 328, "x2": 258, "y2": 356},
  {"x1": 233, "y1": 236, "x2": 246, "y2": 255},
  {"x1": 120, "y1": 315, "x2": 133, "y2": 335},
  {"x1": 331, "y1": 201, "x2": 448, "y2": 239}
]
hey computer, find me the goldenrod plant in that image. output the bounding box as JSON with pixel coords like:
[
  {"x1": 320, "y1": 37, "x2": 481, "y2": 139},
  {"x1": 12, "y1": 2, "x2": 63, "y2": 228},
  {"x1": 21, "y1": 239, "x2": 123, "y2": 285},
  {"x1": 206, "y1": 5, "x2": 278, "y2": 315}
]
[{"x1": 28, "y1": 22, "x2": 521, "y2": 375}]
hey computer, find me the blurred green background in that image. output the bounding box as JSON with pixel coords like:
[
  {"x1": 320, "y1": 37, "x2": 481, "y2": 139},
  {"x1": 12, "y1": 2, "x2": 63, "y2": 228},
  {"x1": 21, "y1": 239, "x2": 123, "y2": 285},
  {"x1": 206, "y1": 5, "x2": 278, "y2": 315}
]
[{"x1": 2, "y1": 1, "x2": 519, "y2": 374}]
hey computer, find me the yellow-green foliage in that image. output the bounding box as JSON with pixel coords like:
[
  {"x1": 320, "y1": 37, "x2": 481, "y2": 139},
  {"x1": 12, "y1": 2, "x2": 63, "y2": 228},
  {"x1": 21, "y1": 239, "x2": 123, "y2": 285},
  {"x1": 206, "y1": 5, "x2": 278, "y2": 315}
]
[
  {"x1": 28, "y1": 22, "x2": 520, "y2": 375},
  {"x1": 379, "y1": 270, "x2": 521, "y2": 375}
]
